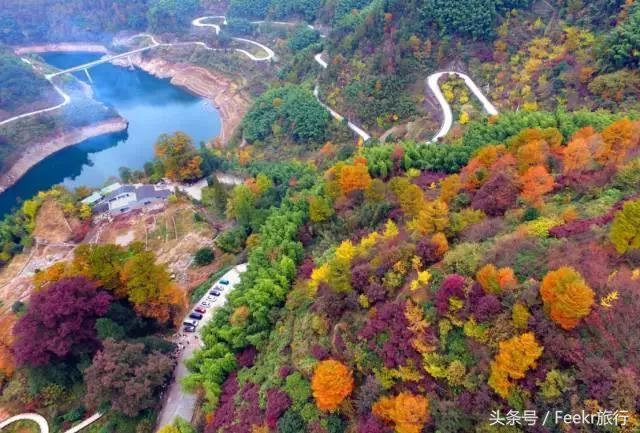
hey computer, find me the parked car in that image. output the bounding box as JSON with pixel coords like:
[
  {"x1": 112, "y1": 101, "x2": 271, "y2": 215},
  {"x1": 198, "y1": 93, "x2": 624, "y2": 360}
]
[
  {"x1": 209, "y1": 289, "x2": 221, "y2": 296},
  {"x1": 183, "y1": 319, "x2": 198, "y2": 327},
  {"x1": 201, "y1": 301, "x2": 211, "y2": 308},
  {"x1": 206, "y1": 295, "x2": 217, "y2": 301},
  {"x1": 183, "y1": 325, "x2": 196, "y2": 333},
  {"x1": 194, "y1": 306, "x2": 206, "y2": 314},
  {"x1": 219, "y1": 279, "x2": 230, "y2": 285},
  {"x1": 189, "y1": 312, "x2": 203, "y2": 320}
]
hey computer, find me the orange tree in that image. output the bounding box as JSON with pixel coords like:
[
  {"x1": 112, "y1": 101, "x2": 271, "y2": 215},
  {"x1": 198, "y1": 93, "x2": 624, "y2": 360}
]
[
  {"x1": 373, "y1": 392, "x2": 429, "y2": 433},
  {"x1": 540, "y1": 267, "x2": 595, "y2": 330},
  {"x1": 311, "y1": 359, "x2": 354, "y2": 411},
  {"x1": 339, "y1": 157, "x2": 372, "y2": 196},
  {"x1": 476, "y1": 264, "x2": 517, "y2": 294}
]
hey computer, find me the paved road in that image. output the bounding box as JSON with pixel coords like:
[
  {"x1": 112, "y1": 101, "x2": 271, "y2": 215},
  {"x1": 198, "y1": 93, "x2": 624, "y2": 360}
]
[
  {"x1": 155, "y1": 264, "x2": 247, "y2": 431},
  {"x1": 1, "y1": 16, "x2": 274, "y2": 128},
  {"x1": 0, "y1": 411, "x2": 103, "y2": 433},
  {"x1": 191, "y1": 16, "x2": 275, "y2": 61},
  {"x1": 313, "y1": 52, "x2": 498, "y2": 144},
  {"x1": 313, "y1": 53, "x2": 371, "y2": 142},
  {"x1": 0, "y1": 59, "x2": 71, "y2": 127},
  {"x1": 426, "y1": 71, "x2": 498, "y2": 142}
]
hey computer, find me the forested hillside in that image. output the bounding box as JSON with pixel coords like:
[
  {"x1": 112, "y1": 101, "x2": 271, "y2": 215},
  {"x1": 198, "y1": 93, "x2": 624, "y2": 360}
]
[
  {"x1": 0, "y1": 0, "x2": 199, "y2": 43},
  {"x1": 0, "y1": 47, "x2": 60, "y2": 119},
  {"x1": 305, "y1": 0, "x2": 640, "y2": 136},
  {"x1": 190, "y1": 111, "x2": 640, "y2": 433},
  {"x1": 0, "y1": 0, "x2": 639, "y2": 432}
]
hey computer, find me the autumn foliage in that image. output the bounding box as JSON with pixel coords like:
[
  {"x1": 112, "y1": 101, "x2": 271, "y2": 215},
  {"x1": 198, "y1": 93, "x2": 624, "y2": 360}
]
[
  {"x1": 340, "y1": 157, "x2": 372, "y2": 195},
  {"x1": 13, "y1": 277, "x2": 111, "y2": 367},
  {"x1": 476, "y1": 264, "x2": 517, "y2": 294},
  {"x1": 540, "y1": 267, "x2": 595, "y2": 330},
  {"x1": 488, "y1": 332, "x2": 543, "y2": 398},
  {"x1": 610, "y1": 199, "x2": 640, "y2": 254},
  {"x1": 311, "y1": 359, "x2": 354, "y2": 410},
  {"x1": 0, "y1": 314, "x2": 16, "y2": 379},
  {"x1": 373, "y1": 392, "x2": 429, "y2": 433},
  {"x1": 519, "y1": 165, "x2": 554, "y2": 206},
  {"x1": 154, "y1": 131, "x2": 202, "y2": 182}
]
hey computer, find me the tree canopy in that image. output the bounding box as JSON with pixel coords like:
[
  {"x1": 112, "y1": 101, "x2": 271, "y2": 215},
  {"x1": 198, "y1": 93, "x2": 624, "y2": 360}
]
[
  {"x1": 13, "y1": 277, "x2": 111, "y2": 367},
  {"x1": 84, "y1": 339, "x2": 174, "y2": 416}
]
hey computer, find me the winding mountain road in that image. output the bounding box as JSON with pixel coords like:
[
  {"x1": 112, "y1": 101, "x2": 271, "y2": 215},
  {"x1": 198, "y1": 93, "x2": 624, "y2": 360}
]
[
  {"x1": 1, "y1": 17, "x2": 274, "y2": 128},
  {"x1": 0, "y1": 59, "x2": 71, "y2": 127},
  {"x1": 2, "y1": 16, "x2": 498, "y2": 148},
  {"x1": 312, "y1": 53, "x2": 498, "y2": 143},
  {"x1": 0, "y1": 411, "x2": 103, "y2": 433},
  {"x1": 191, "y1": 16, "x2": 275, "y2": 61},
  {"x1": 426, "y1": 71, "x2": 498, "y2": 142}
]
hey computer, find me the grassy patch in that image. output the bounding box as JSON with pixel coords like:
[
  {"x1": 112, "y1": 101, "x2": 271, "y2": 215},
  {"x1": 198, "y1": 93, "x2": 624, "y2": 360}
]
[{"x1": 190, "y1": 265, "x2": 233, "y2": 304}]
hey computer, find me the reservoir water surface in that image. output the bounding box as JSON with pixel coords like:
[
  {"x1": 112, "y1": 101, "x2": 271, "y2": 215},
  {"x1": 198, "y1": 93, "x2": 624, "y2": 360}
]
[{"x1": 0, "y1": 52, "x2": 221, "y2": 216}]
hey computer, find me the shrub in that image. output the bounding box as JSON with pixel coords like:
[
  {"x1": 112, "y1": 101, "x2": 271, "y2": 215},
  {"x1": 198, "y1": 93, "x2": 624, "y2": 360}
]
[
  {"x1": 266, "y1": 389, "x2": 292, "y2": 428},
  {"x1": 278, "y1": 410, "x2": 305, "y2": 433},
  {"x1": 215, "y1": 227, "x2": 248, "y2": 253},
  {"x1": 193, "y1": 247, "x2": 215, "y2": 266},
  {"x1": 471, "y1": 172, "x2": 520, "y2": 216},
  {"x1": 442, "y1": 243, "x2": 483, "y2": 276}
]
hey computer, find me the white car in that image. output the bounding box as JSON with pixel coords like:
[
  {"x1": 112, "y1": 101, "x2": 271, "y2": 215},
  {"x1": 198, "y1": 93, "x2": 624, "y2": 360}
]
[{"x1": 201, "y1": 301, "x2": 212, "y2": 308}]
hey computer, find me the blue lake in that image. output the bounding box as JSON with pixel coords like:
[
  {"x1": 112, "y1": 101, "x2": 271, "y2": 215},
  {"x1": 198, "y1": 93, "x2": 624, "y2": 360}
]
[{"x1": 0, "y1": 52, "x2": 221, "y2": 216}]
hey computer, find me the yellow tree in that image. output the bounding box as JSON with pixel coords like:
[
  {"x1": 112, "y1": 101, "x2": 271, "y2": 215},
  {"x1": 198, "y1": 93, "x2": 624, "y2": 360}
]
[
  {"x1": 438, "y1": 174, "x2": 461, "y2": 204},
  {"x1": 389, "y1": 177, "x2": 425, "y2": 218},
  {"x1": 340, "y1": 158, "x2": 371, "y2": 195},
  {"x1": 0, "y1": 314, "x2": 16, "y2": 380},
  {"x1": 154, "y1": 132, "x2": 202, "y2": 182},
  {"x1": 488, "y1": 332, "x2": 543, "y2": 398},
  {"x1": 610, "y1": 199, "x2": 640, "y2": 254},
  {"x1": 599, "y1": 118, "x2": 640, "y2": 166},
  {"x1": 308, "y1": 195, "x2": 334, "y2": 223},
  {"x1": 409, "y1": 200, "x2": 449, "y2": 235}
]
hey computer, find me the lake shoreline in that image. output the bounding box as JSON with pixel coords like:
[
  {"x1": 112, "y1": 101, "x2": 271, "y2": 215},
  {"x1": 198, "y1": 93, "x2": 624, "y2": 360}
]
[
  {"x1": 117, "y1": 54, "x2": 250, "y2": 143},
  {"x1": 14, "y1": 43, "x2": 109, "y2": 55},
  {"x1": 1, "y1": 42, "x2": 243, "y2": 196},
  {"x1": 0, "y1": 118, "x2": 129, "y2": 193},
  {"x1": 15, "y1": 43, "x2": 249, "y2": 144}
]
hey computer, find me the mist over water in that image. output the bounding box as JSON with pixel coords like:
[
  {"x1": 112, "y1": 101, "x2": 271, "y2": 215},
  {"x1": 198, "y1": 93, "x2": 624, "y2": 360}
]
[{"x1": 0, "y1": 52, "x2": 221, "y2": 217}]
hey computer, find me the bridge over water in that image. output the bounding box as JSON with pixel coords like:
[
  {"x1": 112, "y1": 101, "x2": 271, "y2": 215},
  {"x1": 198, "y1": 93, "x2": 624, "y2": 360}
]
[{"x1": 45, "y1": 44, "x2": 158, "y2": 80}]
